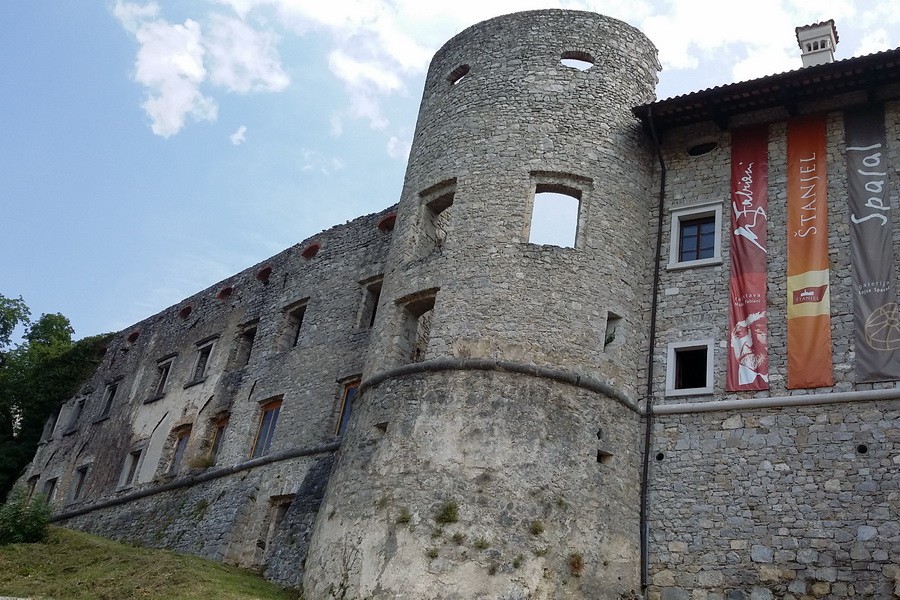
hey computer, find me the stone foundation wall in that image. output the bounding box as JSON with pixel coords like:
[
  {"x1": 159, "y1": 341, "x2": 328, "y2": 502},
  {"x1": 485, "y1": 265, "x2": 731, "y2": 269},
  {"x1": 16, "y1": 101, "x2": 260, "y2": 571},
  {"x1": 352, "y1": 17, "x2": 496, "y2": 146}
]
[{"x1": 647, "y1": 401, "x2": 899, "y2": 599}]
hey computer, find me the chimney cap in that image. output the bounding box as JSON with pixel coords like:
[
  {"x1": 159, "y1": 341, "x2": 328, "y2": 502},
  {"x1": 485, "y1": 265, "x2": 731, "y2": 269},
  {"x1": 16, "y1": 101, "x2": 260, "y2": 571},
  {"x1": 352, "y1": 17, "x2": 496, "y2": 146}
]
[{"x1": 795, "y1": 19, "x2": 839, "y2": 46}]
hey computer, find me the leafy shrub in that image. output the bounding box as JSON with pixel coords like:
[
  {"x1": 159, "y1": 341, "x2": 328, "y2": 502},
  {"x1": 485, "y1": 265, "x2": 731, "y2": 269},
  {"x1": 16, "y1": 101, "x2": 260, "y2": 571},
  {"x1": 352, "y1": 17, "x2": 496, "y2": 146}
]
[{"x1": 0, "y1": 486, "x2": 50, "y2": 545}]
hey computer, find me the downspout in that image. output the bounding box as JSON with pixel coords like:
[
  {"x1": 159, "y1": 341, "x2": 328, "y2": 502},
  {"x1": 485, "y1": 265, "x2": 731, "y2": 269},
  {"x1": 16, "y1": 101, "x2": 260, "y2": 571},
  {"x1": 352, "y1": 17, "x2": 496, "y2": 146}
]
[{"x1": 640, "y1": 104, "x2": 666, "y2": 592}]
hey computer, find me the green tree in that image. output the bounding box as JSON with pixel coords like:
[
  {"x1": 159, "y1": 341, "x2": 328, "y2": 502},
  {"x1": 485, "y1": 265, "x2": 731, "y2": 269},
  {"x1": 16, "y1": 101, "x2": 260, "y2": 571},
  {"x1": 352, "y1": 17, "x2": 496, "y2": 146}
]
[
  {"x1": 0, "y1": 295, "x2": 30, "y2": 359},
  {"x1": 0, "y1": 296, "x2": 110, "y2": 500}
]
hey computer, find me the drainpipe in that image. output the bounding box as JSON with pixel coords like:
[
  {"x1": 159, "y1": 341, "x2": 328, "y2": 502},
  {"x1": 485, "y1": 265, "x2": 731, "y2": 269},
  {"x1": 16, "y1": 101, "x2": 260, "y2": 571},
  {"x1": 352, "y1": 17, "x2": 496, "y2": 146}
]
[{"x1": 640, "y1": 105, "x2": 666, "y2": 592}]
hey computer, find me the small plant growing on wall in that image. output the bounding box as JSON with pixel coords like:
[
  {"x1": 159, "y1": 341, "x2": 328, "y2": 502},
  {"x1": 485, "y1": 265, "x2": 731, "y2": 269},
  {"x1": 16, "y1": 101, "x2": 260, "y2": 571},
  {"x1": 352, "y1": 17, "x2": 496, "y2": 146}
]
[
  {"x1": 451, "y1": 532, "x2": 466, "y2": 545},
  {"x1": 426, "y1": 548, "x2": 438, "y2": 560},
  {"x1": 474, "y1": 537, "x2": 490, "y2": 550},
  {"x1": 530, "y1": 520, "x2": 544, "y2": 535},
  {"x1": 568, "y1": 552, "x2": 584, "y2": 577},
  {"x1": 396, "y1": 508, "x2": 411, "y2": 524},
  {"x1": 434, "y1": 500, "x2": 458, "y2": 524}
]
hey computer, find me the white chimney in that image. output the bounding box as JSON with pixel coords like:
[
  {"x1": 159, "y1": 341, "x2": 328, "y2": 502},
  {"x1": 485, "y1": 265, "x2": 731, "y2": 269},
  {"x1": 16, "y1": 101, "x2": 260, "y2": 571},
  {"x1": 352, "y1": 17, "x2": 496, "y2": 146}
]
[{"x1": 796, "y1": 20, "x2": 839, "y2": 67}]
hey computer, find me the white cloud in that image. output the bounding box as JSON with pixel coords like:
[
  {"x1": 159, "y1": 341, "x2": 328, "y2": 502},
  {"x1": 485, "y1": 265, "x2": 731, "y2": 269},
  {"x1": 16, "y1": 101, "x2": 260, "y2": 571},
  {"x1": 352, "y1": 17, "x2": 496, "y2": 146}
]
[
  {"x1": 113, "y1": 0, "x2": 159, "y2": 34},
  {"x1": 855, "y1": 29, "x2": 891, "y2": 56},
  {"x1": 230, "y1": 125, "x2": 247, "y2": 145},
  {"x1": 299, "y1": 148, "x2": 346, "y2": 175},
  {"x1": 386, "y1": 135, "x2": 411, "y2": 160},
  {"x1": 327, "y1": 49, "x2": 403, "y2": 94},
  {"x1": 204, "y1": 14, "x2": 289, "y2": 93},
  {"x1": 330, "y1": 114, "x2": 344, "y2": 137},
  {"x1": 118, "y1": 0, "x2": 898, "y2": 139},
  {"x1": 115, "y1": 1, "x2": 290, "y2": 137},
  {"x1": 131, "y1": 16, "x2": 217, "y2": 137}
]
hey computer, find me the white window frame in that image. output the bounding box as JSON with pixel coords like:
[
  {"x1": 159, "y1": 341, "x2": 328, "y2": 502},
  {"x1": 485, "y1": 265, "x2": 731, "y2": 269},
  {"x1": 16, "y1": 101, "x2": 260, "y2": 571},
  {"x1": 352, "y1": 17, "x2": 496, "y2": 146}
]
[
  {"x1": 667, "y1": 201, "x2": 723, "y2": 270},
  {"x1": 665, "y1": 339, "x2": 715, "y2": 397}
]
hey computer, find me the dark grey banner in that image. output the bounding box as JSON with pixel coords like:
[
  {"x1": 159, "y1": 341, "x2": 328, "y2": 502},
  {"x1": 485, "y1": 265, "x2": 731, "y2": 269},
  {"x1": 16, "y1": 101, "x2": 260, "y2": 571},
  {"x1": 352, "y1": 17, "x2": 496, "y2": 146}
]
[{"x1": 845, "y1": 105, "x2": 900, "y2": 382}]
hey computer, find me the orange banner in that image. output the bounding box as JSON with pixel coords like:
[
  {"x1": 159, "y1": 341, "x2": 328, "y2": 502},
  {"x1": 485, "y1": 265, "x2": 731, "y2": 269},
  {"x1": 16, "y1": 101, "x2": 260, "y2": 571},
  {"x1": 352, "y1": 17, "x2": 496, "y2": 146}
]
[{"x1": 786, "y1": 115, "x2": 833, "y2": 388}]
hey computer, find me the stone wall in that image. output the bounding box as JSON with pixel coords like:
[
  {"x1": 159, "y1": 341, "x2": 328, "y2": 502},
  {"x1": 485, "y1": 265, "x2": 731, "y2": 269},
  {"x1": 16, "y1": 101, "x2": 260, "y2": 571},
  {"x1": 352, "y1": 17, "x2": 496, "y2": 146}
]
[
  {"x1": 25, "y1": 206, "x2": 395, "y2": 587},
  {"x1": 645, "y1": 93, "x2": 900, "y2": 598},
  {"x1": 647, "y1": 403, "x2": 898, "y2": 599}
]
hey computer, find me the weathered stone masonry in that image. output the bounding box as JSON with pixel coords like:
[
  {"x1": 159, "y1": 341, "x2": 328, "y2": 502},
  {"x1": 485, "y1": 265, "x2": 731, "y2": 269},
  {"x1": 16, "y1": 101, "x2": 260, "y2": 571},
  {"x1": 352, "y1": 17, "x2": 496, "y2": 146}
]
[{"x1": 19, "y1": 9, "x2": 900, "y2": 600}]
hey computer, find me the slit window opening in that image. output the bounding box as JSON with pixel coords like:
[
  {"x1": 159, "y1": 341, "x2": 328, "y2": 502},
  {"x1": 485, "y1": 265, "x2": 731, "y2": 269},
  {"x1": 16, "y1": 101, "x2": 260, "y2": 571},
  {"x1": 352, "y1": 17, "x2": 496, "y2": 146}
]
[
  {"x1": 193, "y1": 342, "x2": 214, "y2": 381},
  {"x1": 210, "y1": 417, "x2": 229, "y2": 463},
  {"x1": 284, "y1": 303, "x2": 307, "y2": 349},
  {"x1": 235, "y1": 324, "x2": 257, "y2": 368},
  {"x1": 604, "y1": 312, "x2": 621, "y2": 349},
  {"x1": 99, "y1": 383, "x2": 118, "y2": 418},
  {"x1": 336, "y1": 380, "x2": 360, "y2": 436},
  {"x1": 70, "y1": 465, "x2": 89, "y2": 501},
  {"x1": 360, "y1": 279, "x2": 383, "y2": 329},
  {"x1": 252, "y1": 399, "x2": 282, "y2": 458},
  {"x1": 529, "y1": 188, "x2": 580, "y2": 247},
  {"x1": 169, "y1": 429, "x2": 191, "y2": 473},
  {"x1": 66, "y1": 399, "x2": 85, "y2": 431},
  {"x1": 42, "y1": 478, "x2": 57, "y2": 501},
  {"x1": 153, "y1": 358, "x2": 174, "y2": 398},
  {"x1": 123, "y1": 449, "x2": 142, "y2": 486}
]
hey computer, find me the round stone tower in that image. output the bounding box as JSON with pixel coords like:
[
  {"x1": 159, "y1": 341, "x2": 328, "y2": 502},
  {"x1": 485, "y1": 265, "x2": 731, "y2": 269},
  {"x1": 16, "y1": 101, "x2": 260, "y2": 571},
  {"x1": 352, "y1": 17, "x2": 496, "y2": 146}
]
[{"x1": 304, "y1": 10, "x2": 660, "y2": 599}]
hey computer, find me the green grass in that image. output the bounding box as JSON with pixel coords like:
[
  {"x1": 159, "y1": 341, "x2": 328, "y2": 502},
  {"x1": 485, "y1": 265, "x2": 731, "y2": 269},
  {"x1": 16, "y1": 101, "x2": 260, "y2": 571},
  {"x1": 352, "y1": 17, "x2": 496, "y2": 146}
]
[{"x1": 0, "y1": 527, "x2": 298, "y2": 600}]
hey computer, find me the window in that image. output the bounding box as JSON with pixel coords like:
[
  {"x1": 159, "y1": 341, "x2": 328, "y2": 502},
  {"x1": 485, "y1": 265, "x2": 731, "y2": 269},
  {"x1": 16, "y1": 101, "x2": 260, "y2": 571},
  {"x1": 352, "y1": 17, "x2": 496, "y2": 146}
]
[
  {"x1": 359, "y1": 277, "x2": 383, "y2": 329},
  {"x1": 149, "y1": 355, "x2": 176, "y2": 400},
  {"x1": 64, "y1": 398, "x2": 85, "y2": 434},
  {"x1": 398, "y1": 289, "x2": 438, "y2": 363},
  {"x1": 528, "y1": 184, "x2": 581, "y2": 247},
  {"x1": 26, "y1": 475, "x2": 39, "y2": 500},
  {"x1": 665, "y1": 340, "x2": 715, "y2": 396},
  {"x1": 98, "y1": 382, "x2": 118, "y2": 419},
  {"x1": 189, "y1": 338, "x2": 216, "y2": 384},
  {"x1": 560, "y1": 50, "x2": 594, "y2": 71},
  {"x1": 668, "y1": 202, "x2": 723, "y2": 269},
  {"x1": 251, "y1": 398, "x2": 282, "y2": 458},
  {"x1": 234, "y1": 322, "x2": 258, "y2": 368},
  {"x1": 44, "y1": 408, "x2": 60, "y2": 440},
  {"x1": 121, "y1": 448, "x2": 143, "y2": 487},
  {"x1": 282, "y1": 301, "x2": 308, "y2": 349},
  {"x1": 447, "y1": 64, "x2": 470, "y2": 85},
  {"x1": 336, "y1": 379, "x2": 361, "y2": 436},
  {"x1": 42, "y1": 478, "x2": 57, "y2": 501},
  {"x1": 679, "y1": 216, "x2": 716, "y2": 262},
  {"x1": 169, "y1": 428, "x2": 191, "y2": 473},
  {"x1": 526, "y1": 172, "x2": 591, "y2": 248},
  {"x1": 70, "y1": 465, "x2": 89, "y2": 502},
  {"x1": 604, "y1": 312, "x2": 621, "y2": 350},
  {"x1": 419, "y1": 179, "x2": 456, "y2": 257},
  {"x1": 209, "y1": 415, "x2": 229, "y2": 464}
]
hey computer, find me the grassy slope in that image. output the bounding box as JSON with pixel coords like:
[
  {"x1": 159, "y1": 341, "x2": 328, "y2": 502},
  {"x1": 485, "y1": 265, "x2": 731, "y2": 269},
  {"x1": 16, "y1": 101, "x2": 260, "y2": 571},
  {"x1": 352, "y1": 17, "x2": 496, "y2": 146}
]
[{"x1": 0, "y1": 527, "x2": 298, "y2": 600}]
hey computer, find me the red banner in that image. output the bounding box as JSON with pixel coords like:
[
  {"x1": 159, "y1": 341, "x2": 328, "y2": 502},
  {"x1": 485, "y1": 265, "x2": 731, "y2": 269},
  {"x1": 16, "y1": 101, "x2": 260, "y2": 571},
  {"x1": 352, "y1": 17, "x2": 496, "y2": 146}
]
[
  {"x1": 727, "y1": 126, "x2": 769, "y2": 391},
  {"x1": 786, "y1": 115, "x2": 833, "y2": 388}
]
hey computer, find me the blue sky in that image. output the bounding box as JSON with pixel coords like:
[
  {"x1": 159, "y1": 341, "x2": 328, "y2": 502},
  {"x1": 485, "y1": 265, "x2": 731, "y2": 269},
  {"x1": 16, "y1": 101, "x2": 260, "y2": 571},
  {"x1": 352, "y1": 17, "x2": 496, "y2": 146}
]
[{"x1": 2, "y1": 1, "x2": 899, "y2": 341}]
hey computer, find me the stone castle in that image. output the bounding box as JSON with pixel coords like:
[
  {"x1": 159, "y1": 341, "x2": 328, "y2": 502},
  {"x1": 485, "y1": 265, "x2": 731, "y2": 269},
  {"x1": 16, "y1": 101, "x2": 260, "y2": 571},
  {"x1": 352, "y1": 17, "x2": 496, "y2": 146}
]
[{"x1": 20, "y1": 10, "x2": 899, "y2": 600}]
